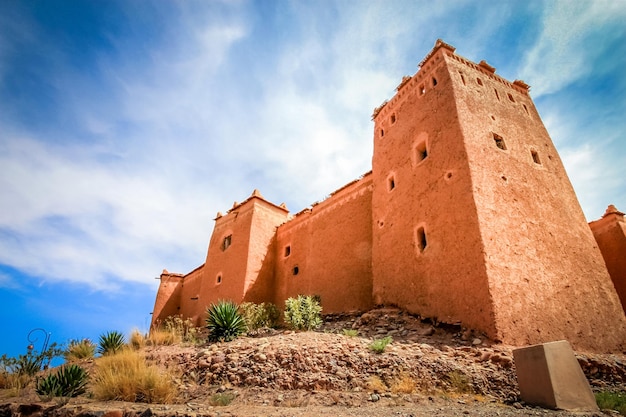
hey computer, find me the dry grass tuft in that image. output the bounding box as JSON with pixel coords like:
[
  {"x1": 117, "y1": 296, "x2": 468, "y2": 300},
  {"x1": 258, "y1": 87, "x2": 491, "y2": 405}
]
[
  {"x1": 147, "y1": 329, "x2": 179, "y2": 346},
  {"x1": 129, "y1": 329, "x2": 146, "y2": 350},
  {"x1": 366, "y1": 375, "x2": 387, "y2": 393},
  {"x1": 390, "y1": 372, "x2": 416, "y2": 394},
  {"x1": 91, "y1": 350, "x2": 177, "y2": 403}
]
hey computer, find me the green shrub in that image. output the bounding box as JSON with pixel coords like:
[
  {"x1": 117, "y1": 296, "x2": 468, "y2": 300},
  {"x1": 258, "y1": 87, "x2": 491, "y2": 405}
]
[
  {"x1": 284, "y1": 295, "x2": 322, "y2": 331},
  {"x1": 596, "y1": 391, "x2": 626, "y2": 415},
  {"x1": 369, "y1": 336, "x2": 392, "y2": 353},
  {"x1": 206, "y1": 301, "x2": 247, "y2": 342},
  {"x1": 36, "y1": 364, "x2": 88, "y2": 399},
  {"x1": 65, "y1": 339, "x2": 96, "y2": 361},
  {"x1": 239, "y1": 302, "x2": 280, "y2": 331},
  {"x1": 98, "y1": 331, "x2": 126, "y2": 356},
  {"x1": 0, "y1": 343, "x2": 63, "y2": 377},
  {"x1": 342, "y1": 329, "x2": 359, "y2": 337},
  {"x1": 209, "y1": 392, "x2": 236, "y2": 406},
  {"x1": 446, "y1": 369, "x2": 473, "y2": 394}
]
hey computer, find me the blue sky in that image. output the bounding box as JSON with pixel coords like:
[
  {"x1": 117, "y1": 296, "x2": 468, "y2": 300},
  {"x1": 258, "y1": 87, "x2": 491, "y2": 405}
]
[{"x1": 1, "y1": 0, "x2": 625, "y2": 358}]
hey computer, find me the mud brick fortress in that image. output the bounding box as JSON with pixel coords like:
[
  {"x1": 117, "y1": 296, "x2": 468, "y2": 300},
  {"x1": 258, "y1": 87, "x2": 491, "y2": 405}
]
[{"x1": 152, "y1": 40, "x2": 626, "y2": 352}]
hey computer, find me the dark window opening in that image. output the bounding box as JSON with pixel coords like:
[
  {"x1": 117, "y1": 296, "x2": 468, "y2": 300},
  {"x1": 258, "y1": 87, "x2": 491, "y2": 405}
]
[
  {"x1": 531, "y1": 150, "x2": 541, "y2": 164},
  {"x1": 508, "y1": 93, "x2": 515, "y2": 102},
  {"x1": 390, "y1": 114, "x2": 396, "y2": 124},
  {"x1": 292, "y1": 266, "x2": 299, "y2": 276},
  {"x1": 523, "y1": 104, "x2": 529, "y2": 114},
  {"x1": 417, "y1": 227, "x2": 427, "y2": 253},
  {"x1": 493, "y1": 133, "x2": 507, "y2": 150},
  {"x1": 415, "y1": 141, "x2": 428, "y2": 163},
  {"x1": 380, "y1": 128, "x2": 384, "y2": 137},
  {"x1": 459, "y1": 72, "x2": 466, "y2": 85},
  {"x1": 432, "y1": 77, "x2": 438, "y2": 86},
  {"x1": 216, "y1": 275, "x2": 222, "y2": 284},
  {"x1": 388, "y1": 176, "x2": 396, "y2": 191},
  {"x1": 420, "y1": 85, "x2": 425, "y2": 95},
  {"x1": 284, "y1": 245, "x2": 291, "y2": 257},
  {"x1": 222, "y1": 235, "x2": 232, "y2": 251},
  {"x1": 477, "y1": 78, "x2": 483, "y2": 86},
  {"x1": 494, "y1": 89, "x2": 500, "y2": 100}
]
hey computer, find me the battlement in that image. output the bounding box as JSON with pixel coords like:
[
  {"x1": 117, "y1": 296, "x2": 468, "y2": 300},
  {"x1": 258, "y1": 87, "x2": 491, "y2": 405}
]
[{"x1": 372, "y1": 39, "x2": 530, "y2": 121}]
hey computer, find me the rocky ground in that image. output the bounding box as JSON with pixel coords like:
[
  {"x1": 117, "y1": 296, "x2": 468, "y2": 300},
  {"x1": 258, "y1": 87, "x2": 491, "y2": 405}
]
[{"x1": 2, "y1": 308, "x2": 625, "y2": 417}]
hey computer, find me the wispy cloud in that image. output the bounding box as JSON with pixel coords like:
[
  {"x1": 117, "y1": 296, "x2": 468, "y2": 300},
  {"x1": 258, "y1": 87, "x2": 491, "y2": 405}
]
[
  {"x1": 0, "y1": 0, "x2": 624, "y2": 294},
  {"x1": 520, "y1": 0, "x2": 626, "y2": 97}
]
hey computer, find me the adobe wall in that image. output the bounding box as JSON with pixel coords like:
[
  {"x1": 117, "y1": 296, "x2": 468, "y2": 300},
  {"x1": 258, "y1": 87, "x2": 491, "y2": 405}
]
[
  {"x1": 197, "y1": 194, "x2": 289, "y2": 320},
  {"x1": 177, "y1": 264, "x2": 205, "y2": 324},
  {"x1": 444, "y1": 50, "x2": 626, "y2": 351},
  {"x1": 590, "y1": 206, "x2": 626, "y2": 312},
  {"x1": 151, "y1": 270, "x2": 184, "y2": 327},
  {"x1": 274, "y1": 174, "x2": 373, "y2": 313},
  {"x1": 371, "y1": 43, "x2": 496, "y2": 335}
]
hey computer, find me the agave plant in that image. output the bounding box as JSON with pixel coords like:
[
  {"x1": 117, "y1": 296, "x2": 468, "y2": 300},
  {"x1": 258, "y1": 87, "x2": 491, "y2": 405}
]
[
  {"x1": 206, "y1": 301, "x2": 247, "y2": 342},
  {"x1": 36, "y1": 364, "x2": 88, "y2": 399},
  {"x1": 98, "y1": 331, "x2": 126, "y2": 356}
]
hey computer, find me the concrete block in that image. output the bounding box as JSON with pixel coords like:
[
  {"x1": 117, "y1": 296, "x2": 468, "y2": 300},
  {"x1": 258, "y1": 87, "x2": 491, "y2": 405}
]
[{"x1": 513, "y1": 340, "x2": 597, "y2": 411}]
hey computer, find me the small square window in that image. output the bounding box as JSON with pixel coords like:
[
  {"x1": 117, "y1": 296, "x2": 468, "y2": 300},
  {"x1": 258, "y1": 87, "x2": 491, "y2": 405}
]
[
  {"x1": 493, "y1": 133, "x2": 507, "y2": 151},
  {"x1": 531, "y1": 150, "x2": 541, "y2": 165},
  {"x1": 222, "y1": 235, "x2": 232, "y2": 251},
  {"x1": 390, "y1": 114, "x2": 396, "y2": 124},
  {"x1": 414, "y1": 141, "x2": 428, "y2": 164}
]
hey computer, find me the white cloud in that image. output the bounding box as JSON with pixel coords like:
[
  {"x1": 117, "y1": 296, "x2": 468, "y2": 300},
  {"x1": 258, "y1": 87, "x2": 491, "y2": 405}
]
[{"x1": 520, "y1": 0, "x2": 626, "y2": 97}]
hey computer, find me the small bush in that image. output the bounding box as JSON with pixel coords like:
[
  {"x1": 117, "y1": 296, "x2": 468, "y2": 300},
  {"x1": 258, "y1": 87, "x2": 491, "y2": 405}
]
[
  {"x1": 92, "y1": 350, "x2": 176, "y2": 403},
  {"x1": 239, "y1": 302, "x2": 280, "y2": 331},
  {"x1": 65, "y1": 339, "x2": 96, "y2": 361},
  {"x1": 129, "y1": 329, "x2": 146, "y2": 350},
  {"x1": 206, "y1": 301, "x2": 247, "y2": 342},
  {"x1": 36, "y1": 364, "x2": 88, "y2": 399},
  {"x1": 284, "y1": 295, "x2": 322, "y2": 331},
  {"x1": 369, "y1": 336, "x2": 392, "y2": 354},
  {"x1": 149, "y1": 315, "x2": 202, "y2": 346},
  {"x1": 446, "y1": 370, "x2": 473, "y2": 394},
  {"x1": 596, "y1": 391, "x2": 626, "y2": 415},
  {"x1": 98, "y1": 331, "x2": 126, "y2": 356},
  {"x1": 209, "y1": 392, "x2": 236, "y2": 406},
  {"x1": 342, "y1": 329, "x2": 358, "y2": 337}
]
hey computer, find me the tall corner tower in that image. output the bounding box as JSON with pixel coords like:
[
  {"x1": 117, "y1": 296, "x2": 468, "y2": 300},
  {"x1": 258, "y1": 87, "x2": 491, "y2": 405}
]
[
  {"x1": 198, "y1": 190, "x2": 289, "y2": 309},
  {"x1": 371, "y1": 39, "x2": 626, "y2": 351}
]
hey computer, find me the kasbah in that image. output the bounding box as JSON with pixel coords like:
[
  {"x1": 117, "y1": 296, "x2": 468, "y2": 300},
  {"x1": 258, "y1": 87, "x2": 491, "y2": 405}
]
[{"x1": 152, "y1": 40, "x2": 626, "y2": 353}]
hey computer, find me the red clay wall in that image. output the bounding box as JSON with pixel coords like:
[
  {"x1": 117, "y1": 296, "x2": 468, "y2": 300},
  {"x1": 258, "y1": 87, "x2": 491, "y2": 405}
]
[
  {"x1": 371, "y1": 44, "x2": 496, "y2": 335},
  {"x1": 178, "y1": 264, "x2": 205, "y2": 325},
  {"x1": 590, "y1": 206, "x2": 626, "y2": 312},
  {"x1": 197, "y1": 195, "x2": 289, "y2": 319},
  {"x1": 445, "y1": 51, "x2": 626, "y2": 351},
  {"x1": 274, "y1": 175, "x2": 373, "y2": 313},
  {"x1": 151, "y1": 271, "x2": 184, "y2": 327}
]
